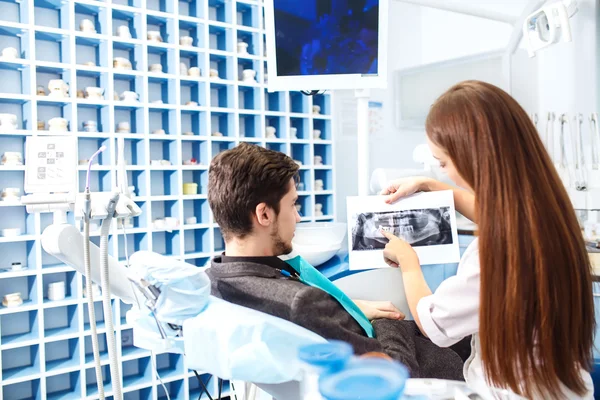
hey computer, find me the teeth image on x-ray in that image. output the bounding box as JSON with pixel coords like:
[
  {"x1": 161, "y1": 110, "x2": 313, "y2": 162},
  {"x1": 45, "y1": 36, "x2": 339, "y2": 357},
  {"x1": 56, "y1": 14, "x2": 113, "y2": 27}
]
[{"x1": 350, "y1": 207, "x2": 454, "y2": 251}]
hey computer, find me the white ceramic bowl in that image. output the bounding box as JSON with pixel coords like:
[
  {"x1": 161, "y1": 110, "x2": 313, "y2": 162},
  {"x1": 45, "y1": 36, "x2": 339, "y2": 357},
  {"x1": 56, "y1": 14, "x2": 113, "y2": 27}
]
[
  {"x1": 293, "y1": 222, "x2": 346, "y2": 246},
  {"x1": 290, "y1": 242, "x2": 341, "y2": 267}
]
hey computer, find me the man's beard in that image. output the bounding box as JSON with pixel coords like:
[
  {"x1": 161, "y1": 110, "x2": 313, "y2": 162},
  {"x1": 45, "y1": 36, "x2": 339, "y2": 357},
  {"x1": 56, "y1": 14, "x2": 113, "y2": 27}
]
[{"x1": 271, "y1": 224, "x2": 293, "y2": 256}]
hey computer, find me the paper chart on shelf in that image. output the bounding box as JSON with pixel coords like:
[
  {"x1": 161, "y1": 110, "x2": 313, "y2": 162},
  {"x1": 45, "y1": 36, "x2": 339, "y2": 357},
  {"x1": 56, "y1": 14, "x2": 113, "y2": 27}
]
[{"x1": 346, "y1": 190, "x2": 460, "y2": 270}]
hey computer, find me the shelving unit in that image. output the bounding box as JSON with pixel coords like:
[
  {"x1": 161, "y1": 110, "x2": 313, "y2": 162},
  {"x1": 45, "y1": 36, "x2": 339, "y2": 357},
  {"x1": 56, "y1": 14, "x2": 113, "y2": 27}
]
[{"x1": 0, "y1": 0, "x2": 335, "y2": 398}]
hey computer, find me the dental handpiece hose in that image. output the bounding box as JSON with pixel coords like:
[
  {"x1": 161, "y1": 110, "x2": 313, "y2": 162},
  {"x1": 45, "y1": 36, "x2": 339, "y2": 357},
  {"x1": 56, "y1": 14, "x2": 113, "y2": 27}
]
[
  {"x1": 83, "y1": 187, "x2": 105, "y2": 399},
  {"x1": 100, "y1": 192, "x2": 123, "y2": 400}
]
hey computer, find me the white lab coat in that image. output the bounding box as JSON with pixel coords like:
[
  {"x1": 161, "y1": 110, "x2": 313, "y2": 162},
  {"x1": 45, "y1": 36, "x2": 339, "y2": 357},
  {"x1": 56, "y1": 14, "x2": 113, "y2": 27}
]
[{"x1": 416, "y1": 238, "x2": 594, "y2": 399}]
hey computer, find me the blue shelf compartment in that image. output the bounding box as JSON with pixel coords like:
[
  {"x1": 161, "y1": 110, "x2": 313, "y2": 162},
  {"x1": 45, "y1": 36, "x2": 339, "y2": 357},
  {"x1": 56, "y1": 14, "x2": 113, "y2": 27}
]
[
  {"x1": 148, "y1": 106, "x2": 177, "y2": 136},
  {"x1": 182, "y1": 197, "x2": 210, "y2": 227},
  {"x1": 178, "y1": 0, "x2": 204, "y2": 19},
  {"x1": 178, "y1": 18, "x2": 206, "y2": 49},
  {"x1": 289, "y1": 92, "x2": 309, "y2": 114},
  {"x1": 147, "y1": 45, "x2": 177, "y2": 76},
  {"x1": 210, "y1": 80, "x2": 234, "y2": 109},
  {"x1": 42, "y1": 270, "x2": 77, "y2": 304},
  {"x1": 0, "y1": 0, "x2": 31, "y2": 24},
  {"x1": 0, "y1": 98, "x2": 34, "y2": 130},
  {"x1": 34, "y1": 0, "x2": 70, "y2": 31},
  {"x1": 209, "y1": 137, "x2": 235, "y2": 159},
  {"x1": 125, "y1": 169, "x2": 148, "y2": 200},
  {"x1": 147, "y1": 0, "x2": 176, "y2": 14},
  {"x1": 238, "y1": 84, "x2": 261, "y2": 111},
  {"x1": 113, "y1": 39, "x2": 144, "y2": 73},
  {"x1": 312, "y1": 93, "x2": 332, "y2": 115},
  {"x1": 43, "y1": 303, "x2": 80, "y2": 339},
  {"x1": 157, "y1": 378, "x2": 185, "y2": 400},
  {"x1": 212, "y1": 226, "x2": 225, "y2": 252},
  {"x1": 84, "y1": 364, "x2": 113, "y2": 398},
  {"x1": 0, "y1": 308, "x2": 40, "y2": 348},
  {"x1": 179, "y1": 76, "x2": 206, "y2": 106},
  {"x1": 151, "y1": 230, "x2": 182, "y2": 257},
  {"x1": 0, "y1": 273, "x2": 38, "y2": 310},
  {"x1": 75, "y1": 68, "x2": 109, "y2": 103},
  {"x1": 296, "y1": 194, "x2": 314, "y2": 221},
  {"x1": 45, "y1": 369, "x2": 82, "y2": 400},
  {"x1": 209, "y1": 51, "x2": 234, "y2": 81},
  {"x1": 83, "y1": 330, "x2": 109, "y2": 366},
  {"x1": 238, "y1": 111, "x2": 261, "y2": 138},
  {"x1": 315, "y1": 168, "x2": 334, "y2": 192},
  {"x1": 188, "y1": 372, "x2": 228, "y2": 400},
  {"x1": 74, "y1": 2, "x2": 109, "y2": 37},
  {"x1": 208, "y1": 23, "x2": 233, "y2": 53},
  {"x1": 265, "y1": 90, "x2": 286, "y2": 113},
  {"x1": 34, "y1": 29, "x2": 71, "y2": 64},
  {"x1": 149, "y1": 169, "x2": 179, "y2": 196},
  {"x1": 236, "y1": 27, "x2": 261, "y2": 59},
  {"x1": 0, "y1": 239, "x2": 38, "y2": 274},
  {"x1": 150, "y1": 198, "x2": 181, "y2": 226},
  {"x1": 313, "y1": 143, "x2": 333, "y2": 166},
  {"x1": 290, "y1": 116, "x2": 310, "y2": 140},
  {"x1": 122, "y1": 355, "x2": 153, "y2": 389},
  {"x1": 117, "y1": 231, "x2": 149, "y2": 263},
  {"x1": 209, "y1": 110, "x2": 235, "y2": 138},
  {"x1": 180, "y1": 108, "x2": 209, "y2": 136},
  {"x1": 313, "y1": 117, "x2": 332, "y2": 141},
  {"x1": 0, "y1": 25, "x2": 32, "y2": 61},
  {"x1": 182, "y1": 168, "x2": 208, "y2": 195},
  {"x1": 112, "y1": 0, "x2": 143, "y2": 8},
  {"x1": 149, "y1": 137, "x2": 178, "y2": 164},
  {"x1": 113, "y1": 70, "x2": 145, "y2": 102},
  {"x1": 119, "y1": 200, "x2": 148, "y2": 231},
  {"x1": 2, "y1": 342, "x2": 41, "y2": 381},
  {"x1": 124, "y1": 385, "x2": 154, "y2": 400},
  {"x1": 77, "y1": 169, "x2": 111, "y2": 193},
  {"x1": 75, "y1": 34, "x2": 110, "y2": 69},
  {"x1": 184, "y1": 225, "x2": 211, "y2": 255},
  {"x1": 266, "y1": 141, "x2": 287, "y2": 155},
  {"x1": 78, "y1": 135, "x2": 112, "y2": 168},
  {"x1": 112, "y1": 7, "x2": 143, "y2": 41},
  {"x1": 237, "y1": 56, "x2": 261, "y2": 85},
  {"x1": 155, "y1": 352, "x2": 184, "y2": 381},
  {"x1": 291, "y1": 143, "x2": 311, "y2": 166},
  {"x1": 148, "y1": 76, "x2": 177, "y2": 108},
  {"x1": 114, "y1": 98, "x2": 145, "y2": 136},
  {"x1": 181, "y1": 138, "x2": 209, "y2": 166},
  {"x1": 179, "y1": 47, "x2": 207, "y2": 79},
  {"x1": 297, "y1": 168, "x2": 312, "y2": 192},
  {"x1": 121, "y1": 327, "x2": 150, "y2": 360},
  {"x1": 315, "y1": 194, "x2": 335, "y2": 219},
  {"x1": 44, "y1": 336, "x2": 81, "y2": 374},
  {"x1": 184, "y1": 256, "x2": 211, "y2": 268},
  {"x1": 0, "y1": 43, "x2": 32, "y2": 96},
  {"x1": 208, "y1": 0, "x2": 233, "y2": 24},
  {"x1": 265, "y1": 114, "x2": 287, "y2": 140},
  {"x1": 82, "y1": 297, "x2": 116, "y2": 333},
  {"x1": 2, "y1": 378, "x2": 42, "y2": 400},
  {"x1": 76, "y1": 102, "x2": 110, "y2": 134},
  {"x1": 0, "y1": 201, "x2": 36, "y2": 237},
  {"x1": 123, "y1": 137, "x2": 147, "y2": 168},
  {"x1": 147, "y1": 13, "x2": 176, "y2": 46}
]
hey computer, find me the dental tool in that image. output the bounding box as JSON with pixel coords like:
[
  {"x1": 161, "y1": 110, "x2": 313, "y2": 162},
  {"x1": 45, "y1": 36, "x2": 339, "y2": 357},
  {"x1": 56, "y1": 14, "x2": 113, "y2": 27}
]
[
  {"x1": 559, "y1": 113, "x2": 573, "y2": 188},
  {"x1": 591, "y1": 113, "x2": 599, "y2": 170},
  {"x1": 575, "y1": 113, "x2": 587, "y2": 191},
  {"x1": 546, "y1": 112, "x2": 556, "y2": 164}
]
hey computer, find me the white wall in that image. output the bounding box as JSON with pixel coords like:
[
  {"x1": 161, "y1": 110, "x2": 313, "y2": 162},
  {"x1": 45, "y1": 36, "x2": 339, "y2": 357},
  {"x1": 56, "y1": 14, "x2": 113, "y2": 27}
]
[{"x1": 334, "y1": 0, "x2": 599, "y2": 221}]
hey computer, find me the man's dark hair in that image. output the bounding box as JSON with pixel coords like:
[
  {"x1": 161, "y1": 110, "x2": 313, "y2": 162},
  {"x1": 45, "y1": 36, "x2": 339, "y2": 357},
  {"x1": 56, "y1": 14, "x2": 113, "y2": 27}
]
[{"x1": 208, "y1": 143, "x2": 299, "y2": 240}]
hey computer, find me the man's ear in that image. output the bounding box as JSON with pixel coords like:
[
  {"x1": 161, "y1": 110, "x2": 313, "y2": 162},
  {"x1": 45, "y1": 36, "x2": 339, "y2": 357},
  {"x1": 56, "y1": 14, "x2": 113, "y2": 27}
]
[{"x1": 255, "y1": 202, "x2": 274, "y2": 227}]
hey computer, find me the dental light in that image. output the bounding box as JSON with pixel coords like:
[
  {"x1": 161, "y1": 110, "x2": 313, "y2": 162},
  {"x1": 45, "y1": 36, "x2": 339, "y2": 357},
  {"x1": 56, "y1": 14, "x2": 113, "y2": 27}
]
[{"x1": 523, "y1": 0, "x2": 578, "y2": 57}]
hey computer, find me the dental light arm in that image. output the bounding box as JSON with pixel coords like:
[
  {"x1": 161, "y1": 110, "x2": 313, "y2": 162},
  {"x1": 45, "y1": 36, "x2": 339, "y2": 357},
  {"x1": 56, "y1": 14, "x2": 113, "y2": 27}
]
[{"x1": 523, "y1": 0, "x2": 578, "y2": 57}]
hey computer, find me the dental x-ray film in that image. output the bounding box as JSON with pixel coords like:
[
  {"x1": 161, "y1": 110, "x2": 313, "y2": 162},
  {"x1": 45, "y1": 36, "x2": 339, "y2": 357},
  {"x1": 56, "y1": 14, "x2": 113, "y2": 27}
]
[{"x1": 346, "y1": 191, "x2": 460, "y2": 270}]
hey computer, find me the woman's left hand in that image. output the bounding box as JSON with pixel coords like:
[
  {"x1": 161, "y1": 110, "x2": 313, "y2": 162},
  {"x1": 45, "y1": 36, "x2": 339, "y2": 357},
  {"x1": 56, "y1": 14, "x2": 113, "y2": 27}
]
[
  {"x1": 353, "y1": 299, "x2": 405, "y2": 321},
  {"x1": 380, "y1": 230, "x2": 420, "y2": 272}
]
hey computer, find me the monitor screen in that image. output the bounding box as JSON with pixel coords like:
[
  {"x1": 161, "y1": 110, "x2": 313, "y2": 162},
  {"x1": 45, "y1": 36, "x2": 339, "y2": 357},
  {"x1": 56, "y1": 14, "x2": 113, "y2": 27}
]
[{"x1": 273, "y1": 0, "x2": 380, "y2": 77}]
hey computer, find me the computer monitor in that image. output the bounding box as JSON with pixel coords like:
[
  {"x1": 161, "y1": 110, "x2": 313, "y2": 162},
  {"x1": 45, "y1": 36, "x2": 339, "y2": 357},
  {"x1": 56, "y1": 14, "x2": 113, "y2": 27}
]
[{"x1": 264, "y1": 0, "x2": 389, "y2": 91}]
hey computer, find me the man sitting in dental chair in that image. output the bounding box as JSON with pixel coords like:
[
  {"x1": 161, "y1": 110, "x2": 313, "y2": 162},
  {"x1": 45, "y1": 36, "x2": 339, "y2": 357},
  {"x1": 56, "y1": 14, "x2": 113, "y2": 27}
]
[{"x1": 205, "y1": 143, "x2": 467, "y2": 379}]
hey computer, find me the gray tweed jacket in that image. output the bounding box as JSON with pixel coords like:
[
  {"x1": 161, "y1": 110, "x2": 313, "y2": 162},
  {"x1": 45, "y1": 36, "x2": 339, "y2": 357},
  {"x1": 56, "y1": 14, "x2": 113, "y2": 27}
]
[{"x1": 205, "y1": 255, "x2": 466, "y2": 380}]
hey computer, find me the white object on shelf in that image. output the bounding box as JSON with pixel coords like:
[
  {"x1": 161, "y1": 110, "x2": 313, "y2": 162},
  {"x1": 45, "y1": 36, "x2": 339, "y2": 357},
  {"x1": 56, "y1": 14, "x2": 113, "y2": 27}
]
[
  {"x1": 186, "y1": 101, "x2": 198, "y2": 106},
  {"x1": 237, "y1": 41, "x2": 249, "y2": 55},
  {"x1": 48, "y1": 117, "x2": 69, "y2": 132},
  {"x1": 0, "y1": 113, "x2": 18, "y2": 132},
  {"x1": 315, "y1": 203, "x2": 324, "y2": 217},
  {"x1": 1, "y1": 228, "x2": 22, "y2": 237},
  {"x1": 147, "y1": 30, "x2": 163, "y2": 42},
  {"x1": 1, "y1": 262, "x2": 26, "y2": 272},
  {"x1": 209, "y1": 68, "x2": 219, "y2": 78},
  {"x1": 48, "y1": 79, "x2": 69, "y2": 98},
  {"x1": 83, "y1": 282, "x2": 102, "y2": 299},
  {"x1": 188, "y1": 67, "x2": 201, "y2": 77},
  {"x1": 85, "y1": 87, "x2": 104, "y2": 100},
  {"x1": 116, "y1": 121, "x2": 131, "y2": 133},
  {"x1": 2, "y1": 292, "x2": 23, "y2": 307},
  {"x1": 149, "y1": 63, "x2": 163, "y2": 73},
  {"x1": 0, "y1": 47, "x2": 18, "y2": 60},
  {"x1": 1, "y1": 187, "x2": 21, "y2": 203},
  {"x1": 266, "y1": 126, "x2": 276, "y2": 139},
  {"x1": 314, "y1": 179, "x2": 324, "y2": 191},
  {"x1": 47, "y1": 281, "x2": 66, "y2": 301},
  {"x1": 183, "y1": 183, "x2": 198, "y2": 195},
  {"x1": 185, "y1": 216, "x2": 197, "y2": 225},
  {"x1": 212, "y1": 131, "x2": 223, "y2": 137},
  {"x1": 113, "y1": 57, "x2": 133, "y2": 70},
  {"x1": 312, "y1": 105, "x2": 321, "y2": 115},
  {"x1": 117, "y1": 25, "x2": 132, "y2": 39},
  {"x1": 37, "y1": 85, "x2": 46, "y2": 96},
  {"x1": 2, "y1": 151, "x2": 23, "y2": 166},
  {"x1": 290, "y1": 127, "x2": 298, "y2": 139},
  {"x1": 80, "y1": 19, "x2": 96, "y2": 33},
  {"x1": 242, "y1": 69, "x2": 256, "y2": 83},
  {"x1": 313, "y1": 129, "x2": 321, "y2": 139},
  {"x1": 314, "y1": 155, "x2": 323, "y2": 166},
  {"x1": 83, "y1": 121, "x2": 98, "y2": 132},
  {"x1": 180, "y1": 62, "x2": 188, "y2": 75},
  {"x1": 152, "y1": 129, "x2": 166, "y2": 135},
  {"x1": 120, "y1": 91, "x2": 139, "y2": 102},
  {"x1": 180, "y1": 36, "x2": 193, "y2": 46}
]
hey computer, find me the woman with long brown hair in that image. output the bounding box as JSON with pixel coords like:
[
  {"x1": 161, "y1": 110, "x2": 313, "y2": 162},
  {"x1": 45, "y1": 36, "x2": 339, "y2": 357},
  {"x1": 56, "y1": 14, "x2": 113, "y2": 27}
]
[{"x1": 380, "y1": 80, "x2": 595, "y2": 399}]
